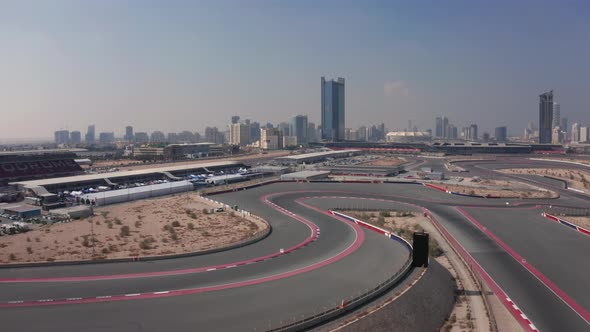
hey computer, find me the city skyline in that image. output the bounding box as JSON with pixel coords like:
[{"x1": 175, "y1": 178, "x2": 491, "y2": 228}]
[{"x1": 2, "y1": 1, "x2": 590, "y2": 140}]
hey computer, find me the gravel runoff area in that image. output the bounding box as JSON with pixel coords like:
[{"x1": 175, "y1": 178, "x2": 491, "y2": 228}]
[
  {"x1": 433, "y1": 177, "x2": 558, "y2": 199},
  {"x1": 500, "y1": 168, "x2": 590, "y2": 192},
  {"x1": 0, "y1": 193, "x2": 268, "y2": 264},
  {"x1": 335, "y1": 209, "x2": 522, "y2": 332}
]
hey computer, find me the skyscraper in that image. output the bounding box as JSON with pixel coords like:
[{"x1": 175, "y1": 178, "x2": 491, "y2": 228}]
[
  {"x1": 231, "y1": 116, "x2": 240, "y2": 124},
  {"x1": 469, "y1": 124, "x2": 478, "y2": 140},
  {"x1": 552, "y1": 103, "x2": 560, "y2": 128},
  {"x1": 435, "y1": 117, "x2": 443, "y2": 138},
  {"x1": 321, "y1": 77, "x2": 345, "y2": 141},
  {"x1": 54, "y1": 130, "x2": 69, "y2": 145},
  {"x1": 70, "y1": 131, "x2": 81, "y2": 144},
  {"x1": 539, "y1": 91, "x2": 554, "y2": 144},
  {"x1": 442, "y1": 117, "x2": 449, "y2": 138},
  {"x1": 495, "y1": 126, "x2": 507, "y2": 142},
  {"x1": 85, "y1": 125, "x2": 95, "y2": 144},
  {"x1": 125, "y1": 126, "x2": 134, "y2": 141},
  {"x1": 290, "y1": 115, "x2": 308, "y2": 145},
  {"x1": 572, "y1": 123, "x2": 580, "y2": 143},
  {"x1": 229, "y1": 123, "x2": 250, "y2": 146}
]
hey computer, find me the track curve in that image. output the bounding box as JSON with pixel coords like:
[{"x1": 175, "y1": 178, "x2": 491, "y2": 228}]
[{"x1": 1, "y1": 179, "x2": 589, "y2": 331}]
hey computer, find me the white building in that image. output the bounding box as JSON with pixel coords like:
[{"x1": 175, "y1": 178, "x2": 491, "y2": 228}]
[
  {"x1": 229, "y1": 123, "x2": 250, "y2": 146},
  {"x1": 552, "y1": 103, "x2": 561, "y2": 128},
  {"x1": 260, "y1": 128, "x2": 283, "y2": 150},
  {"x1": 572, "y1": 123, "x2": 580, "y2": 143}
]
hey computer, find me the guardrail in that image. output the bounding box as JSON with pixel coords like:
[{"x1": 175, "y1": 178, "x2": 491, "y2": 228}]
[{"x1": 267, "y1": 211, "x2": 413, "y2": 332}]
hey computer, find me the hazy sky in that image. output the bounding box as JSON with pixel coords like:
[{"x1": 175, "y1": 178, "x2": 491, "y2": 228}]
[{"x1": 1, "y1": 0, "x2": 589, "y2": 140}]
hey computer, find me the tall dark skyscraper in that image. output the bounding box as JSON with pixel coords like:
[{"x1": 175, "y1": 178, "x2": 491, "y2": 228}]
[
  {"x1": 435, "y1": 117, "x2": 443, "y2": 138},
  {"x1": 539, "y1": 91, "x2": 554, "y2": 144},
  {"x1": 321, "y1": 77, "x2": 345, "y2": 141},
  {"x1": 85, "y1": 125, "x2": 95, "y2": 144},
  {"x1": 495, "y1": 126, "x2": 507, "y2": 142},
  {"x1": 125, "y1": 126, "x2": 134, "y2": 141},
  {"x1": 290, "y1": 115, "x2": 308, "y2": 145}
]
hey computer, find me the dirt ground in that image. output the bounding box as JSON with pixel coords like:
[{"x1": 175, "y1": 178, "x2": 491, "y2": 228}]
[
  {"x1": 434, "y1": 177, "x2": 558, "y2": 198},
  {"x1": 500, "y1": 168, "x2": 590, "y2": 191},
  {"x1": 0, "y1": 193, "x2": 268, "y2": 264},
  {"x1": 340, "y1": 210, "x2": 497, "y2": 332},
  {"x1": 358, "y1": 157, "x2": 406, "y2": 167}
]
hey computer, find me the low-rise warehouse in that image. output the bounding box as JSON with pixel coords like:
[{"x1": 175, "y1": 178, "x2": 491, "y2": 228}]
[{"x1": 78, "y1": 181, "x2": 194, "y2": 206}]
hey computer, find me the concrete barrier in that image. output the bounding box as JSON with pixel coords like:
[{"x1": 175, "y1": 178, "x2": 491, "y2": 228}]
[{"x1": 542, "y1": 212, "x2": 590, "y2": 236}]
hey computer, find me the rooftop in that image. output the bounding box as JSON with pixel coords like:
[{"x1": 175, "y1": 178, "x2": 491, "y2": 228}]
[
  {"x1": 276, "y1": 149, "x2": 360, "y2": 161},
  {"x1": 10, "y1": 160, "x2": 242, "y2": 188}
]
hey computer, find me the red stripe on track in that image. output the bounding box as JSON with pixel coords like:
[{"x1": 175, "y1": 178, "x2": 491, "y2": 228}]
[
  {"x1": 0, "y1": 194, "x2": 364, "y2": 307},
  {"x1": 456, "y1": 207, "x2": 590, "y2": 325}
]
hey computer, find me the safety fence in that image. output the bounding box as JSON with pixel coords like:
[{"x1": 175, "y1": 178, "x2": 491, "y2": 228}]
[{"x1": 267, "y1": 211, "x2": 413, "y2": 332}]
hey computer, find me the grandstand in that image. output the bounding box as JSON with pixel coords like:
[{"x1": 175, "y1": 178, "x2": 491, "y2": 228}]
[
  {"x1": 0, "y1": 150, "x2": 84, "y2": 186},
  {"x1": 10, "y1": 160, "x2": 247, "y2": 195}
]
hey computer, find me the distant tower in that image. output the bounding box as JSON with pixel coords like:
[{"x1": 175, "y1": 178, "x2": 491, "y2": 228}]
[
  {"x1": 85, "y1": 125, "x2": 96, "y2": 144},
  {"x1": 539, "y1": 91, "x2": 554, "y2": 144},
  {"x1": 125, "y1": 126, "x2": 134, "y2": 141},
  {"x1": 321, "y1": 77, "x2": 345, "y2": 141},
  {"x1": 552, "y1": 103, "x2": 560, "y2": 128}
]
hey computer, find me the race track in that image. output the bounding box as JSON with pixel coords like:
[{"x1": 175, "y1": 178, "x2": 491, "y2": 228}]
[{"x1": 1, "y1": 178, "x2": 589, "y2": 331}]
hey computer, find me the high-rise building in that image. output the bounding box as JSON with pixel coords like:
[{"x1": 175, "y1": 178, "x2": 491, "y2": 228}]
[
  {"x1": 167, "y1": 132, "x2": 178, "y2": 144},
  {"x1": 150, "y1": 131, "x2": 166, "y2": 143},
  {"x1": 85, "y1": 125, "x2": 95, "y2": 144},
  {"x1": 290, "y1": 115, "x2": 308, "y2": 145},
  {"x1": 249, "y1": 122, "x2": 261, "y2": 143},
  {"x1": 205, "y1": 127, "x2": 224, "y2": 144},
  {"x1": 579, "y1": 126, "x2": 589, "y2": 143},
  {"x1": 442, "y1": 117, "x2": 449, "y2": 138},
  {"x1": 357, "y1": 126, "x2": 367, "y2": 141},
  {"x1": 469, "y1": 124, "x2": 478, "y2": 140},
  {"x1": 125, "y1": 126, "x2": 134, "y2": 141},
  {"x1": 307, "y1": 122, "x2": 317, "y2": 143},
  {"x1": 552, "y1": 127, "x2": 562, "y2": 144},
  {"x1": 70, "y1": 131, "x2": 81, "y2": 144},
  {"x1": 98, "y1": 132, "x2": 115, "y2": 145},
  {"x1": 231, "y1": 116, "x2": 240, "y2": 124},
  {"x1": 260, "y1": 128, "x2": 283, "y2": 150},
  {"x1": 482, "y1": 132, "x2": 490, "y2": 142},
  {"x1": 494, "y1": 126, "x2": 508, "y2": 142},
  {"x1": 134, "y1": 132, "x2": 149, "y2": 144},
  {"x1": 321, "y1": 77, "x2": 345, "y2": 141},
  {"x1": 435, "y1": 117, "x2": 443, "y2": 138},
  {"x1": 552, "y1": 103, "x2": 561, "y2": 128},
  {"x1": 229, "y1": 123, "x2": 250, "y2": 146},
  {"x1": 278, "y1": 122, "x2": 290, "y2": 137},
  {"x1": 54, "y1": 130, "x2": 70, "y2": 145},
  {"x1": 539, "y1": 91, "x2": 554, "y2": 143},
  {"x1": 572, "y1": 123, "x2": 581, "y2": 143}
]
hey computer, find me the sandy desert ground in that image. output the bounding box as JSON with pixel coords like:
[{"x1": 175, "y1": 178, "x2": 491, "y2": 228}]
[{"x1": 0, "y1": 193, "x2": 268, "y2": 264}]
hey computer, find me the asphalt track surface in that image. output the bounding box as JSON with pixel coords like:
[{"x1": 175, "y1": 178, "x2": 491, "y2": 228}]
[
  {"x1": 1, "y1": 171, "x2": 589, "y2": 331},
  {"x1": 0, "y1": 187, "x2": 410, "y2": 332}
]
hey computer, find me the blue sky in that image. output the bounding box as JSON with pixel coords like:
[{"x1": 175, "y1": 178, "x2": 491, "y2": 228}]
[{"x1": 1, "y1": 0, "x2": 589, "y2": 139}]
